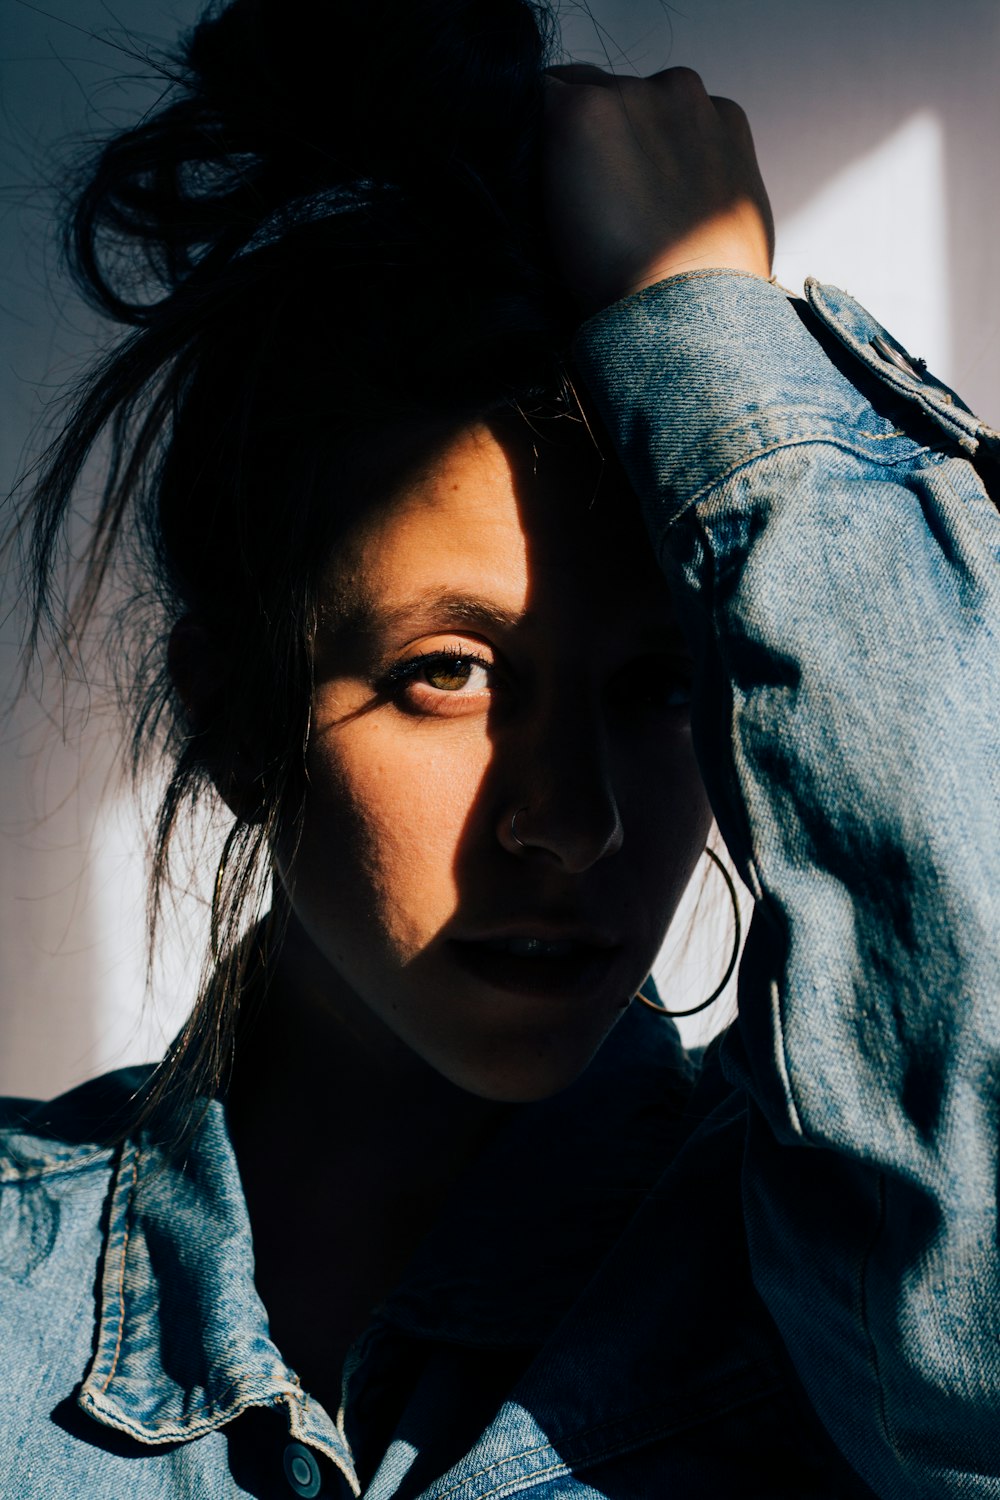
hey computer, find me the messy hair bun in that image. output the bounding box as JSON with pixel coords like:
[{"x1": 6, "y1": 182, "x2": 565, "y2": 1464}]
[
  {"x1": 72, "y1": 0, "x2": 555, "y2": 320},
  {"x1": 19, "y1": 0, "x2": 574, "y2": 1148}
]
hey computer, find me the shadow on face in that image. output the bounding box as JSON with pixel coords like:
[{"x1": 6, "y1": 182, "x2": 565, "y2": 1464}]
[{"x1": 276, "y1": 412, "x2": 713, "y2": 1101}]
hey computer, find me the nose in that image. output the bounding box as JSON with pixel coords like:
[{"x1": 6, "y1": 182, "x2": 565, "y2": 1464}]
[{"x1": 496, "y1": 697, "x2": 624, "y2": 873}]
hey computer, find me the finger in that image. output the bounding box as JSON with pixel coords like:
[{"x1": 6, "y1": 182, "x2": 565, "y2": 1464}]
[
  {"x1": 648, "y1": 65, "x2": 710, "y2": 95},
  {"x1": 710, "y1": 95, "x2": 754, "y2": 144}
]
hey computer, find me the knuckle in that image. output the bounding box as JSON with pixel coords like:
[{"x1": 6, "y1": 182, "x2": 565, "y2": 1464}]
[
  {"x1": 712, "y1": 95, "x2": 750, "y2": 125},
  {"x1": 655, "y1": 65, "x2": 707, "y2": 94}
]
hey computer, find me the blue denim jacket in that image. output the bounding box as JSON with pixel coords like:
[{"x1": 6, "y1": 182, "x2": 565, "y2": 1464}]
[{"x1": 3, "y1": 274, "x2": 999, "y2": 1498}]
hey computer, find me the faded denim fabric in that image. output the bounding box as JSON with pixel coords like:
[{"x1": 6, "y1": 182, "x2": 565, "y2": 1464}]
[
  {"x1": 1, "y1": 1007, "x2": 719, "y2": 1498},
  {"x1": 575, "y1": 271, "x2": 1000, "y2": 1496},
  {"x1": 2, "y1": 274, "x2": 998, "y2": 1497}
]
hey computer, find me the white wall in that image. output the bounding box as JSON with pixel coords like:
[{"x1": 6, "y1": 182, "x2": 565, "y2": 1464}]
[{"x1": 2, "y1": 0, "x2": 998, "y2": 1095}]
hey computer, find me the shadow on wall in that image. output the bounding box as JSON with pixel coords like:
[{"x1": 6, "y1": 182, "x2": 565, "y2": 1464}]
[{"x1": 1, "y1": 0, "x2": 997, "y2": 1096}]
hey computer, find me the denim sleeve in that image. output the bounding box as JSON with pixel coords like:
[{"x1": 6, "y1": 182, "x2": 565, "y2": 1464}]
[{"x1": 573, "y1": 271, "x2": 1000, "y2": 1498}]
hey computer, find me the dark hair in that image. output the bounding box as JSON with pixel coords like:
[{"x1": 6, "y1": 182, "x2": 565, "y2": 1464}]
[{"x1": 15, "y1": 0, "x2": 580, "y2": 1145}]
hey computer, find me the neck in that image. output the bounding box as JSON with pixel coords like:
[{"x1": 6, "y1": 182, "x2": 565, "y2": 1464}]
[
  {"x1": 228, "y1": 909, "x2": 508, "y2": 1176},
  {"x1": 224, "y1": 912, "x2": 511, "y2": 1394}
]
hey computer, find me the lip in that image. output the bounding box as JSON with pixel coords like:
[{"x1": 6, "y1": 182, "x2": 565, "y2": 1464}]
[{"x1": 447, "y1": 936, "x2": 622, "y2": 1000}]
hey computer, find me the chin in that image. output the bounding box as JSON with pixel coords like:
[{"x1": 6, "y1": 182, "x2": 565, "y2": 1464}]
[{"x1": 432, "y1": 1014, "x2": 627, "y2": 1103}]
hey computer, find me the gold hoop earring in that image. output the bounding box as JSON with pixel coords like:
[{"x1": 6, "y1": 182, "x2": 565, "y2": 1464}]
[{"x1": 636, "y1": 849, "x2": 742, "y2": 1019}]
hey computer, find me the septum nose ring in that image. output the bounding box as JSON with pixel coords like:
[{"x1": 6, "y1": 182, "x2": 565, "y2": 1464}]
[{"x1": 510, "y1": 807, "x2": 529, "y2": 849}]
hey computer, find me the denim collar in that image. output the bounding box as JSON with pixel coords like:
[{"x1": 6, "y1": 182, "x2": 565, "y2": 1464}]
[
  {"x1": 75, "y1": 1005, "x2": 691, "y2": 1452},
  {"x1": 75, "y1": 1093, "x2": 354, "y2": 1468}
]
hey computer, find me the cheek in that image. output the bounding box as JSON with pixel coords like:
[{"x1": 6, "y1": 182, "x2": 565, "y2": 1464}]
[
  {"x1": 626, "y1": 729, "x2": 714, "y2": 922},
  {"x1": 662, "y1": 729, "x2": 713, "y2": 839},
  {"x1": 286, "y1": 717, "x2": 493, "y2": 959}
]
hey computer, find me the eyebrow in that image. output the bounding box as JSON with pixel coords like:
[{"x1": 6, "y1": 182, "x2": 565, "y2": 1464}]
[
  {"x1": 319, "y1": 586, "x2": 689, "y2": 666},
  {"x1": 322, "y1": 589, "x2": 526, "y2": 646}
]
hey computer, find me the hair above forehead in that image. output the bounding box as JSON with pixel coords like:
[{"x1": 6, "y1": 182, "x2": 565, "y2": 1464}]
[
  {"x1": 151, "y1": 239, "x2": 576, "y2": 629},
  {"x1": 12, "y1": 0, "x2": 580, "y2": 1150}
]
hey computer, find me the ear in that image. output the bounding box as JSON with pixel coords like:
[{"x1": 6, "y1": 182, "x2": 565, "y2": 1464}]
[
  {"x1": 167, "y1": 615, "x2": 218, "y2": 732},
  {"x1": 168, "y1": 615, "x2": 265, "y2": 823}
]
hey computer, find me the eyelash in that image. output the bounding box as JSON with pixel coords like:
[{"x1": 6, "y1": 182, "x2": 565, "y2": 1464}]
[
  {"x1": 380, "y1": 648, "x2": 691, "y2": 719},
  {"x1": 382, "y1": 648, "x2": 495, "y2": 697}
]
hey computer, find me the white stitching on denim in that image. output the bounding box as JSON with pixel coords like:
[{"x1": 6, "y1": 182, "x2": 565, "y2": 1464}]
[
  {"x1": 99, "y1": 1147, "x2": 139, "y2": 1394},
  {"x1": 429, "y1": 1376, "x2": 769, "y2": 1500},
  {"x1": 80, "y1": 1388, "x2": 290, "y2": 1443},
  {"x1": 430, "y1": 1439, "x2": 554, "y2": 1500},
  {"x1": 683, "y1": 431, "x2": 941, "y2": 515},
  {"x1": 458, "y1": 1457, "x2": 567, "y2": 1500},
  {"x1": 114, "y1": 1379, "x2": 269, "y2": 1430},
  {"x1": 0, "y1": 1147, "x2": 112, "y2": 1182}
]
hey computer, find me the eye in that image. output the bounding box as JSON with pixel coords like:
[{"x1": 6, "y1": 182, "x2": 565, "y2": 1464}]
[
  {"x1": 421, "y1": 655, "x2": 491, "y2": 692},
  {"x1": 382, "y1": 646, "x2": 496, "y2": 715}
]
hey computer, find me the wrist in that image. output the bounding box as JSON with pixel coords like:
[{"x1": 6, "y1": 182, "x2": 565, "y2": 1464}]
[{"x1": 615, "y1": 229, "x2": 773, "y2": 308}]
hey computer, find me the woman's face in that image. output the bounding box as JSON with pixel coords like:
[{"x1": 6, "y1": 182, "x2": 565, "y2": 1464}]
[{"x1": 276, "y1": 418, "x2": 712, "y2": 1100}]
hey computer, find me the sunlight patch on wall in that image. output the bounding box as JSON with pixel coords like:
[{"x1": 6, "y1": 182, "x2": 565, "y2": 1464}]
[
  {"x1": 773, "y1": 110, "x2": 950, "y2": 383},
  {"x1": 90, "y1": 792, "x2": 209, "y2": 1075}
]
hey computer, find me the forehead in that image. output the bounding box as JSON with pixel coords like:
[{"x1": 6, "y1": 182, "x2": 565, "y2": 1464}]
[{"x1": 322, "y1": 420, "x2": 676, "y2": 641}]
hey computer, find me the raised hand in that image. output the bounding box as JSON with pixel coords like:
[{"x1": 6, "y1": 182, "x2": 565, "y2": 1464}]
[{"x1": 543, "y1": 65, "x2": 774, "y2": 312}]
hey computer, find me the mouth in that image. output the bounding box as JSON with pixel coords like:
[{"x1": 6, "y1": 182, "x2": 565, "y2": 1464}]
[
  {"x1": 447, "y1": 935, "x2": 622, "y2": 999},
  {"x1": 480, "y1": 936, "x2": 588, "y2": 958}
]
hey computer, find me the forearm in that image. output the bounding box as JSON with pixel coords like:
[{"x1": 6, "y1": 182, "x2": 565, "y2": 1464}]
[{"x1": 575, "y1": 271, "x2": 1000, "y2": 1493}]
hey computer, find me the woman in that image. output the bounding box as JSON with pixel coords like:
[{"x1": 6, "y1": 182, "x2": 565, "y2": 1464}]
[{"x1": 3, "y1": 1, "x2": 999, "y2": 1495}]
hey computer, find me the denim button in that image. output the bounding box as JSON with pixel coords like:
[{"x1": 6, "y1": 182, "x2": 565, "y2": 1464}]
[
  {"x1": 283, "y1": 1442, "x2": 322, "y2": 1497},
  {"x1": 870, "y1": 332, "x2": 926, "y2": 380}
]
